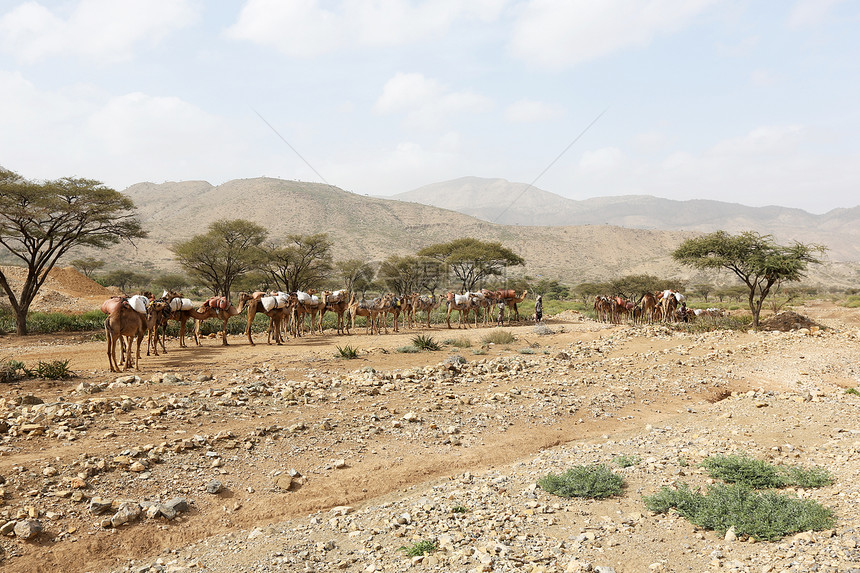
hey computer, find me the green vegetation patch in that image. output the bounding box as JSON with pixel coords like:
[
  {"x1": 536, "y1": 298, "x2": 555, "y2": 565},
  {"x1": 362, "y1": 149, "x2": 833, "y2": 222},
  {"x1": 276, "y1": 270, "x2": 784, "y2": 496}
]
[
  {"x1": 444, "y1": 336, "x2": 472, "y2": 348},
  {"x1": 399, "y1": 539, "x2": 438, "y2": 557},
  {"x1": 539, "y1": 464, "x2": 625, "y2": 499},
  {"x1": 644, "y1": 483, "x2": 835, "y2": 541},
  {"x1": 845, "y1": 387, "x2": 860, "y2": 396},
  {"x1": 614, "y1": 454, "x2": 641, "y2": 468},
  {"x1": 335, "y1": 345, "x2": 359, "y2": 359},
  {"x1": 1, "y1": 358, "x2": 73, "y2": 381},
  {"x1": 411, "y1": 334, "x2": 441, "y2": 351},
  {"x1": 702, "y1": 454, "x2": 833, "y2": 489},
  {"x1": 481, "y1": 330, "x2": 515, "y2": 345}
]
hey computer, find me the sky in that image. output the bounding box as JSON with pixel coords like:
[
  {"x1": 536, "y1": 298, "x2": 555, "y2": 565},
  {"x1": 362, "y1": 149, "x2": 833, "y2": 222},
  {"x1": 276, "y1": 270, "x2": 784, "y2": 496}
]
[{"x1": 1, "y1": 1, "x2": 858, "y2": 214}]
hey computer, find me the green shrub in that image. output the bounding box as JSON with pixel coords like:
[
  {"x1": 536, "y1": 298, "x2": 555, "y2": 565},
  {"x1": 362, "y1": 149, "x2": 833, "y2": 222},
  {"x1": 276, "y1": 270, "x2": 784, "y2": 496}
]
[
  {"x1": 411, "y1": 334, "x2": 441, "y2": 351},
  {"x1": 846, "y1": 387, "x2": 860, "y2": 396},
  {"x1": 396, "y1": 345, "x2": 419, "y2": 353},
  {"x1": 518, "y1": 347, "x2": 535, "y2": 354},
  {"x1": 701, "y1": 454, "x2": 833, "y2": 489},
  {"x1": 336, "y1": 345, "x2": 359, "y2": 359},
  {"x1": 481, "y1": 330, "x2": 515, "y2": 345},
  {"x1": 0, "y1": 359, "x2": 26, "y2": 383},
  {"x1": 399, "y1": 539, "x2": 437, "y2": 557},
  {"x1": 643, "y1": 483, "x2": 835, "y2": 541},
  {"x1": 451, "y1": 505, "x2": 469, "y2": 514},
  {"x1": 26, "y1": 359, "x2": 74, "y2": 380},
  {"x1": 614, "y1": 454, "x2": 641, "y2": 468},
  {"x1": 472, "y1": 349, "x2": 487, "y2": 355},
  {"x1": 539, "y1": 464, "x2": 624, "y2": 499},
  {"x1": 444, "y1": 336, "x2": 472, "y2": 348}
]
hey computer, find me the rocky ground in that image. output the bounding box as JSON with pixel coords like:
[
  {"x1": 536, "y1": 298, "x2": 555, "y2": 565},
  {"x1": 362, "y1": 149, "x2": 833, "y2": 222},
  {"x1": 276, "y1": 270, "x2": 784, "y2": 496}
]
[{"x1": 1, "y1": 301, "x2": 859, "y2": 573}]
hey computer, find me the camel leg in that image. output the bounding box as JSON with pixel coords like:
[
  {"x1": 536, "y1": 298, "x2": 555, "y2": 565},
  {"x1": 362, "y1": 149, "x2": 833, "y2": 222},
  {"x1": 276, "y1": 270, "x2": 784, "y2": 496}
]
[
  {"x1": 246, "y1": 309, "x2": 256, "y2": 346},
  {"x1": 221, "y1": 318, "x2": 229, "y2": 346}
]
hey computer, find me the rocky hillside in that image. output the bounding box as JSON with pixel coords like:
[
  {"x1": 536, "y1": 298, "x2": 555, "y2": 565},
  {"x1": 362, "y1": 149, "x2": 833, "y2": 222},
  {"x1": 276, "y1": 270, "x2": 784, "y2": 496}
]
[
  {"x1": 391, "y1": 177, "x2": 860, "y2": 262},
  {"x1": 74, "y1": 177, "x2": 857, "y2": 287}
]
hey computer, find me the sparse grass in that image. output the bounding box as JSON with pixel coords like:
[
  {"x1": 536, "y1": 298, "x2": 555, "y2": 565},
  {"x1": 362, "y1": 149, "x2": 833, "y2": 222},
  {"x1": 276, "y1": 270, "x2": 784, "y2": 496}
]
[
  {"x1": 538, "y1": 464, "x2": 625, "y2": 499},
  {"x1": 846, "y1": 387, "x2": 860, "y2": 396},
  {"x1": 335, "y1": 345, "x2": 359, "y2": 359},
  {"x1": 518, "y1": 347, "x2": 535, "y2": 354},
  {"x1": 701, "y1": 454, "x2": 833, "y2": 489},
  {"x1": 411, "y1": 334, "x2": 441, "y2": 351},
  {"x1": 643, "y1": 483, "x2": 835, "y2": 541},
  {"x1": 671, "y1": 315, "x2": 753, "y2": 334},
  {"x1": 451, "y1": 505, "x2": 469, "y2": 514},
  {"x1": 481, "y1": 330, "x2": 515, "y2": 345},
  {"x1": 614, "y1": 454, "x2": 641, "y2": 468},
  {"x1": 26, "y1": 359, "x2": 74, "y2": 380},
  {"x1": 0, "y1": 359, "x2": 26, "y2": 383},
  {"x1": 472, "y1": 349, "x2": 487, "y2": 355},
  {"x1": 678, "y1": 456, "x2": 689, "y2": 467},
  {"x1": 399, "y1": 539, "x2": 438, "y2": 557},
  {"x1": 444, "y1": 336, "x2": 472, "y2": 348},
  {"x1": 396, "y1": 345, "x2": 419, "y2": 353},
  {"x1": 842, "y1": 295, "x2": 860, "y2": 308}
]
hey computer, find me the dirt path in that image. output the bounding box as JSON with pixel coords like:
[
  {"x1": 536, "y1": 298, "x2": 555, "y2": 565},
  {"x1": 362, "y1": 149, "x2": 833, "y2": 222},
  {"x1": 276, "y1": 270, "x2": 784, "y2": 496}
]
[{"x1": 1, "y1": 306, "x2": 859, "y2": 572}]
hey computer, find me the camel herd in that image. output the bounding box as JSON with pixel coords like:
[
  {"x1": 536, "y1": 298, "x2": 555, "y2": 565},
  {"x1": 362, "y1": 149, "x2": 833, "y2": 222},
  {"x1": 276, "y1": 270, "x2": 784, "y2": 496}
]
[
  {"x1": 593, "y1": 289, "x2": 724, "y2": 324},
  {"x1": 100, "y1": 288, "x2": 531, "y2": 372}
]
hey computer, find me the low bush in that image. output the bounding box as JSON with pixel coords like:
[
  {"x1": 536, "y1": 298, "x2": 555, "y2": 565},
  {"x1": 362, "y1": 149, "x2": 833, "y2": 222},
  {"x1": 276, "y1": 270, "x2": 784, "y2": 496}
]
[
  {"x1": 539, "y1": 464, "x2": 624, "y2": 499},
  {"x1": 396, "y1": 345, "x2": 419, "y2": 353},
  {"x1": 335, "y1": 345, "x2": 359, "y2": 359},
  {"x1": 643, "y1": 483, "x2": 835, "y2": 541},
  {"x1": 701, "y1": 454, "x2": 833, "y2": 489},
  {"x1": 846, "y1": 387, "x2": 860, "y2": 396},
  {"x1": 399, "y1": 539, "x2": 437, "y2": 557},
  {"x1": 481, "y1": 330, "x2": 515, "y2": 345},
  {"x1": 614, "y1": 454, "x2": 641, "y2": 468},
  {"x1": 27, "y1": 359, "x2": 74, "y2": 380},
  {"x1": 411, "y1": 334, "x2": 441, "y2": 351},
  {"x1": 0, "y1": 359, "x2": 26, "y2": 383},
  {"x1": 444, "y1": 336, "x2": 472, "y2": 348}
]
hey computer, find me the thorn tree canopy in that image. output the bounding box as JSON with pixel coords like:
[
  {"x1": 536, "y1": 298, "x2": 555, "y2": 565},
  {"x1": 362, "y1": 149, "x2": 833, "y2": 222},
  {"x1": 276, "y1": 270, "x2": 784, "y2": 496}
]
[
  {"x1": 672, "y1": 231, "x2": 825, "y2": 328},
  {"x1": 260, "y1": 233, "x2": 333, "y2": 292},
  {"x1": 172, "y1": 219, "x2": 267, "y2": 298},
  {"x1": 0, "y1": 169, "x2": 146, "y2": 335},
  {"x1": 418, "y1": 237, "x2": 525, "y2": 293}
]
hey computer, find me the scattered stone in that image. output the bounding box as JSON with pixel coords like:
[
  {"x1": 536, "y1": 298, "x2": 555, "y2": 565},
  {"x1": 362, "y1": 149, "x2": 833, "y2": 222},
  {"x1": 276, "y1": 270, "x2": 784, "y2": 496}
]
[
  {"x1": 206, "y1": 479, "x2": 224, "y2": 494},
  {"x1": 14, "y1": 519, "x2": 42, "y2": 540}
]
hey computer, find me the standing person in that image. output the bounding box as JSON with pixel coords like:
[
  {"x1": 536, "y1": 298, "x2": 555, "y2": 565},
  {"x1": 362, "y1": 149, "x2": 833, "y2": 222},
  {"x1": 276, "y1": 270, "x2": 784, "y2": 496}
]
[
  {"x1": 534, "y1": 295, "x2": 543, "y2": 324},
  {"x1": 496, "y1": 301, "x2": 505, "y2": 326}
]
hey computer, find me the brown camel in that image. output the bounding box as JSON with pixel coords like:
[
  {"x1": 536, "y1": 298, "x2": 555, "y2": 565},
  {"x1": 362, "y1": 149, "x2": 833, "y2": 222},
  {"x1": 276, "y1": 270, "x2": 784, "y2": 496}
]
[
  {"x1": 495, "y1": 289, "x2": 528, "y2": 323},
  {"x1": 410, "y1": 293, "x2": 440, "y2": 328},
  {"x1": 348, "y1": 294, "x2": 391, "y2": 334},
  {"x1": 236, "y1": 292, "x2": 288, "y2": 345},
  {"x1": 105, "y1": 304, "x2": 161, "y2": 372},
  {"x1": 445, "y1": 292, "x2": 477, "y2": 329},
  {"x1": 320, "y1": 289, "x2": 350, "y2": 335},
  {"x1": 192, "y1": 303, "x2": 239, "y2": 346},
  {"x1": 641, "y1": 292, "x2": 658, "y2": 323}
]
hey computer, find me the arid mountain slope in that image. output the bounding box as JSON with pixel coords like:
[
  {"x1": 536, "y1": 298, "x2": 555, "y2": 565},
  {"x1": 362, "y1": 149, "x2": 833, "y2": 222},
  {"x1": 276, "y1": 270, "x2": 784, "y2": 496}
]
[
  {"x1": 82, "y1": 177, "x2": 855, "y2": 287},
  {"x1": 392, "y1": 176, "x2": 860, "y2": 262},
  {"x1": 108, "y1": 178, "x2": 695, "y2": 284}
]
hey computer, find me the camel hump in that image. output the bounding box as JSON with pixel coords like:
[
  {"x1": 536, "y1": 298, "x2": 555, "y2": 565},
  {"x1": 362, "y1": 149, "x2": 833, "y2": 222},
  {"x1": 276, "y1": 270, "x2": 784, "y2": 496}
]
[
  {"x1": 205, "y1": 296, "x2": 230, "y2": 310},
  {"x1": 252, "y1": 291, "x2": 266, "y2": 300},
  {"x1": 100, "y1": 297, "x2": 126, "y2": 314}
]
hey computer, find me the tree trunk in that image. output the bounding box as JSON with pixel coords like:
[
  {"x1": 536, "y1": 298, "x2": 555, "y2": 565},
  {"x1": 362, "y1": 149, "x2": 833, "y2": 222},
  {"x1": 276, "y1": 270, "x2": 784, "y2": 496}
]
[{"x1": 15, "y1": 306, "x2": 28, "y2": 336}]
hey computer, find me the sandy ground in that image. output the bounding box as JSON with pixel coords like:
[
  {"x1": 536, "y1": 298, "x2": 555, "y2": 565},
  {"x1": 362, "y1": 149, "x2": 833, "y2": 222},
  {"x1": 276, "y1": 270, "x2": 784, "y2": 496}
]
[{"x1": 0, "y1": 301, "x2": 859, "y2": 573}]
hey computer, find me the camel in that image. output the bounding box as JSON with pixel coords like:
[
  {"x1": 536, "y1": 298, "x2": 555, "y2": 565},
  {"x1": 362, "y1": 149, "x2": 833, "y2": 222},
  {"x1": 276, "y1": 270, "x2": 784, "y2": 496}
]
[
  {"x1": 105, "y1": 302, "x2": 164, "y2": 372},
  {"x1": 641, "y1": 292, "x2": 658, "y2": 323},
  {"x1": 320, "y1": 289, "x2": 350, "y2": 335},
  {"x1": 377, "y1": 294, "x2": 402, "y2": 334},
  {"x1": 495, "y1": 289, "x2": 528, "y2": 323},
  {"x1": 236, "y1": 292, "x2": 288, "y2": 345},
  {"x1": 292, "y1": 290, "x2": 324, "y2": 336},
  {"x1": 348, "y1": 294, "x2": 391, "y2": 334},
  {"x1": 658, "y1": 290, "x2": 680, "y2": 323},
  {"x1": 410, "y1": 293, "x2": 440, "y2": 329},
  {"x1": 192, "y1": 298, "x2": 240, "y2": 346},
  {"x1": 445, "y1": 292, "x2": 477, "y2": 329}
]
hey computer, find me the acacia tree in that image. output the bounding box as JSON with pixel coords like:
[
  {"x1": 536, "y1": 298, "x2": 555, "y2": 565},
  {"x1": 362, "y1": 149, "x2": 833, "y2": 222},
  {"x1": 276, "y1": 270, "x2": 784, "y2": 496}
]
[
  {"x1": 260, "y1": 233, "x2": 333, "y2": 292},
  {"x1": 0, "y1": 170, "x2": 146, "y2": 335},
  {"x1": 336, "y1": 258, "x2": 376, "y2": 298},
  {"x1": 672, "y1": 231, "x2": 825, "y2": 328},
  {"x1": 173, "y1": 219, "x2": 267, "y2": 297},
  {"x1": 70, "y1": 257, "x2": 106, "y2": 278},
  {"x1": 418, "y1": 237, "x2": 524, "y2": 292}
]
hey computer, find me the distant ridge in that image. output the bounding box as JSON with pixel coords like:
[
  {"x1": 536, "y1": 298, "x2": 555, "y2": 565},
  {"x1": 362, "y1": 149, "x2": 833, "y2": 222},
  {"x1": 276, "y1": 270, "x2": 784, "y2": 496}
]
[
  {"x1": 391, "y1": 176, "x2": 860, "y2": 262},
  {"x1": 78, "y1": 177, "x2": 857, "y2": 288}
]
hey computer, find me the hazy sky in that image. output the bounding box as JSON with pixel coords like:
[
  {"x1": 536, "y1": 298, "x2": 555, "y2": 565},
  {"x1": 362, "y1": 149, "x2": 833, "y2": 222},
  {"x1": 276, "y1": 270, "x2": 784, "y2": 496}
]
[{"x1": 1, "y1": 1, "x2": 858, "y2": 213}]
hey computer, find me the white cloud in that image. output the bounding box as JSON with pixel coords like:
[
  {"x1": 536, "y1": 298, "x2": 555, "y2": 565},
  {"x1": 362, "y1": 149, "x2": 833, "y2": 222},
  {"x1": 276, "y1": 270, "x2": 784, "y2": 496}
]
[
  {"x1": 374, "y1": 72, "x2": 492, "y2": 129},
  {"x1": 788, "y1": 0, "x2": 846, "y2": 28},
  {"x1": 226, "y1": 0, "x2": 507, "y2": 56},
  {"x1": 504, "y1": 99, "x2": 564, "y2": 123},
  {"x1": 0, "y1": 0, "x2": 199, "y2": 63},
  {"x1": 509, "y1": 0, "x2": 718, "y2": 68},
  {"x1": 578, "y1": 147, "x2": 625, "y2": 173}
]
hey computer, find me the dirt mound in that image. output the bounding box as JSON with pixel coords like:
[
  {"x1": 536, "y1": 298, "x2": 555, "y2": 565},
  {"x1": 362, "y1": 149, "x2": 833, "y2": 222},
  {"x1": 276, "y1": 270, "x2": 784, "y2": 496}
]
[
  {"x1": 760, "y1": 310, "x2": 823, "y2": 331},
  {"x1": 1, "y1": 265, "x2": 111, "y2": 297}
]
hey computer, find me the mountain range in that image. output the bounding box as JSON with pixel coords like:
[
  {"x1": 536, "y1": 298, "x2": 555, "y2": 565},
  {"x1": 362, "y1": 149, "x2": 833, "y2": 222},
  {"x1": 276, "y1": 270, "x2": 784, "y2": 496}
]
[
  {"x1": 77, "y1": 176, "x2": 858, "y2": 288},
  {"x1": 391, "y1": 177, "x2": 860, "y2": 263}
]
